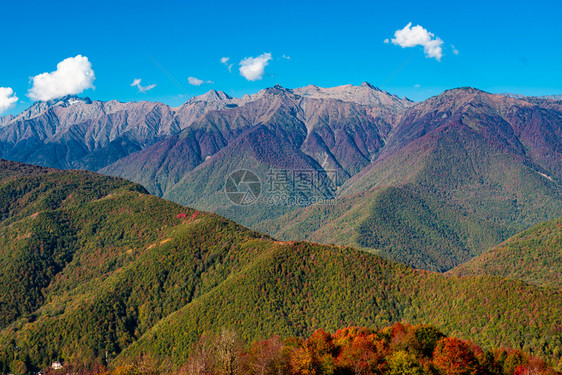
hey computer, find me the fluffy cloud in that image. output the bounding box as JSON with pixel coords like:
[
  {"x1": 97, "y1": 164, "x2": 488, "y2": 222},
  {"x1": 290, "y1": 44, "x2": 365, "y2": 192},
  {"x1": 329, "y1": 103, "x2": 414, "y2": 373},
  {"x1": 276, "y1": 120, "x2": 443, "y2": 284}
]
[
  {"x1": 130, "y1": 78, "x2": 156, "y2": 93},
  {"x1": 239, "y1": 53, "x2": 272, "y2": 81},
  {"x1": 390, "y1": 23, "x2": 444, "y2": 61},
  {"x1": 188, "y1": 77, "x2": 204, "y2": 86},
  {"x1": 28, "y1": 55, "x2": 95, "y2": 101},
  {"x1": 0, "y1": 87, "x2": 18, "y2": 113}
]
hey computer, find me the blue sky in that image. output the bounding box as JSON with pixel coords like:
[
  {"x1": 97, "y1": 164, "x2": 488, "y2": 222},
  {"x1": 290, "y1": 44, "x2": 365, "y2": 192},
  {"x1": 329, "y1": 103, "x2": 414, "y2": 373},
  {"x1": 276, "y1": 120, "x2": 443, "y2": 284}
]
[{"x1": 1, "y1": 0, "x2": 561, "y2": 114}]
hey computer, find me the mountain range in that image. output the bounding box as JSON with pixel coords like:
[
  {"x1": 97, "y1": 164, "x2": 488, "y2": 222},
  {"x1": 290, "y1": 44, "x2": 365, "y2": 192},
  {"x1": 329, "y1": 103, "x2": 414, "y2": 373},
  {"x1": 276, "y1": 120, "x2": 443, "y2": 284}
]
[{"x1": 1, "y1": 84, "x2": 561, "y2": 272}]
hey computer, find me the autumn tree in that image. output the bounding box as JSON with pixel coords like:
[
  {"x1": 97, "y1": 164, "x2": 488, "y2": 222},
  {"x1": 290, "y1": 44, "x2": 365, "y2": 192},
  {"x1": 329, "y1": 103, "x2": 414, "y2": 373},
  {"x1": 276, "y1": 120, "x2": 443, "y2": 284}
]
[
  {"x1": 215, "y1": 329, "x2": 243, "y2": 375},
  {"x1": 181, "y1": 333, "x2": 216, "y2": 375},
  {"x1": 290, "y1": 329, "x2": 335, "y2": 375},
  {"x1": 247, "y1": 335, "x2": 288, "y2": 375},
  {"x1": 335, "y1": 335, "x2": 383, "y2": 375},
  {"x1": 387, "y1": 350, "x2": 424, "y2": 375},
  {"x1": 514, "y1": 357, "x2": 558, "y2": 375},
  {"x1": 409, "y1": 326, "x2": 445, "y2": 358},
  {"x1": 433, "y1": 338, "x2": 482, "y2": 375},
  {"x1": 10, "y1": 359, "x2": 27, "y2": 375}
]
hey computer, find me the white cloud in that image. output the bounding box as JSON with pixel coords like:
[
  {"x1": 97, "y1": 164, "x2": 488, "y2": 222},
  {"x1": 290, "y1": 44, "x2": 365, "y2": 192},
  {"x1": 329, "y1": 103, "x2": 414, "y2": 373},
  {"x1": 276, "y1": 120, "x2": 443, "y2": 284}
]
[
  {"x1": 0, "y1": 87, "x2": 18, "y2": 113},
  {"x1": 187, "y1": 77, "x2": 213, "y2": 86},
  {"x1": 239, "y1": 53, "x2": 272, "y2": 81},
  {"x1": 390, "y1": 22, "x2": 444, "y2": 61},
  {"x1": 130, "y1": 78, "x2": 156, "y2": 93},
  {"x1": 28, "y1": 55, "x2": 95, "y2": 101},
  {"x1": 188, "y1": 77, "x2": 204, "y2": 86},
  {"x1": 282, "y1": 54, "x2": 291, "y2": 60},
  {"x1": 414, "y1": 84, "x2": 421, "y2": 88},
  {"x1": 451, "y1": 45, "x2": 459, "y2": 55},
  {"x1": 221, "y1": 57, "x2": 233, "y2": 72}
]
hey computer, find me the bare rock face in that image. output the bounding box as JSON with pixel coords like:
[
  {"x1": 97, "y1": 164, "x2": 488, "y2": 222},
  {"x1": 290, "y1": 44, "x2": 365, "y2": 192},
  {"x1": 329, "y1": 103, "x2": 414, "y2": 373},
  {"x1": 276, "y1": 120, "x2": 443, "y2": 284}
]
[
  {"x1": 0, "y1": 115, "x2": 14, "y2": 126},
  {"x1": 0, "y1": 92, "x2": 251, "y2": 170},
  {"x1": 0, "y1": 83, "x2": 412, "y2": 196},
  {"x1": 0, "y1": 97, "x2": 180, "y2": 170}
]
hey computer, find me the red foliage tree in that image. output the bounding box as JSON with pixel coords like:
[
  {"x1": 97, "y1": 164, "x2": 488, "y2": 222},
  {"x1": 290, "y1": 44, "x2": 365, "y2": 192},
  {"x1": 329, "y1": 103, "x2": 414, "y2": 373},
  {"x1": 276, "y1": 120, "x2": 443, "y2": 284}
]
[
  {"x1": 433, "y1": 337, "x2": 482, "y2": 375},
  {"x1": 335, "y1": 335, "x2": 383, "y2": 375}
]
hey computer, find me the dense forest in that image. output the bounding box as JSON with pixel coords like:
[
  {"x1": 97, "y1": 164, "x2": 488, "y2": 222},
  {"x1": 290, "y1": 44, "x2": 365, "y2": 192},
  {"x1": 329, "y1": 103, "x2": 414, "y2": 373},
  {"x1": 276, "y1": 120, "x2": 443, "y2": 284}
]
[
  {"x1": 449, "y1": 217, "x2": 561, "y2": 288},
  {"x1": 0, "y1": 160, "x2": 560, "y2": 374}
]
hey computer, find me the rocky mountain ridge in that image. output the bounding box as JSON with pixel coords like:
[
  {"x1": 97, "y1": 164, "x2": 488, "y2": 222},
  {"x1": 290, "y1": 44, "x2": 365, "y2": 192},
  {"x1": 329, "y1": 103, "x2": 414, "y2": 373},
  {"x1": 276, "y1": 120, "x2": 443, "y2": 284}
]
[{"x1": 0, "y1": 83, "x2": 409, "y2": 172}]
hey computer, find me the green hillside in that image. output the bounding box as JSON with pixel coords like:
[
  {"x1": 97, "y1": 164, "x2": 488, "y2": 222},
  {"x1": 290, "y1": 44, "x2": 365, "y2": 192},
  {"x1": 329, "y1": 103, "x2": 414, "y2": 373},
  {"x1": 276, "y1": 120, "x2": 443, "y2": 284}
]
[
  {"x1": 449, "y1": 217, "x2": 561, "y2": 289},
  {"x1": 259, "y1": 118, "x2": 562, "y2": 272},
  {"x1": 0, "y1": 160, "x2": 560, "y2": 373},
  {"x1": 117, "y1": 241, "x2": 561, "y2": 368}
]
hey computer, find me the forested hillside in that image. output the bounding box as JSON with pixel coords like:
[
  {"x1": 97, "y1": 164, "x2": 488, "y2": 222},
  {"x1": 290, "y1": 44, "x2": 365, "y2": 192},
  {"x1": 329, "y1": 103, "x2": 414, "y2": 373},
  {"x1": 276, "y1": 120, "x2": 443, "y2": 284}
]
[
  {"x1": 449, "y1": 217, "x2": 561, "y2": 288},
  {"x1": 0, "y1": 160, "x2": 560, "y2": 374}
]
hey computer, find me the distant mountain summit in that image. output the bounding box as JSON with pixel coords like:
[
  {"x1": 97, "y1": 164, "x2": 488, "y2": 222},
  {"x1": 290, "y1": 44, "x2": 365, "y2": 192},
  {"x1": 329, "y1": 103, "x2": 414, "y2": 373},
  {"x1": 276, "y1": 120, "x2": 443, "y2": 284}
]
[
  {"x1": 187, "y1": 89, "x2": 233, "y2": 103},
  {"x1": 500, "y1": 92, "x2": 562, "y2": 100},
  {"x1": 8, "y1": 95, "x2": 93, "y2": 123},
  {"x1": 293, "y1": 81, "x2": 412, "y2": 107},
  {"x1": 0, "y1": 82, "x2": 412, "y2": 172}
]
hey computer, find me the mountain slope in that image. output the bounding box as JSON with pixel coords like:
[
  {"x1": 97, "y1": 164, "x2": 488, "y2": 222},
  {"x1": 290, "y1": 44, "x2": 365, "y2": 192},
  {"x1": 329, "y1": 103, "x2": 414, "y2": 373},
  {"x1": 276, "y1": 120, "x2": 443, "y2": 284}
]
[
  {"x1": 0, "y1": 159, "x2": 271, "y2": 371},
  {"x1": 259, "y1": 88, "x2": 562, "y2": 271},
  {"x1": 0, "y1": 160, "x2": 560, "y2": 372},
  {"x1": 102, "y1": 84, "x2": 408, "y2": 226},
  {"x1": 449, "y1": 217, "x2": 561, "y2": 289},
  {"x1": 119, "y1": 240, "x2": 561, "y2": 367}
]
